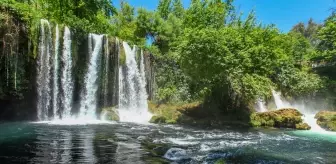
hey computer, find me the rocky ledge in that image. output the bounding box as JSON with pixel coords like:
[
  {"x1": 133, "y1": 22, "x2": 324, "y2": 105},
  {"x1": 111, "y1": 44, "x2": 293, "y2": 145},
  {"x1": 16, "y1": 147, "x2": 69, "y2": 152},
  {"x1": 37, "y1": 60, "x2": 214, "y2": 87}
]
[
  {"x1": 250, "y1": 108, "x2": 311, "y2": 130},
  {"x1": 315, "y1": 111, "x2": 336, "y2": 131}
]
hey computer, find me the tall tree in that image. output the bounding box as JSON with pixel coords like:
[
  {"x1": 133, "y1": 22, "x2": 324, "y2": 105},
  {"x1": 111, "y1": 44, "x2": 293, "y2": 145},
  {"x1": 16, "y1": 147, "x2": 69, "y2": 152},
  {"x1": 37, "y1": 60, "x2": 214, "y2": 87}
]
[
  {"x1": 157, "y1": 0, "x2": 172, "y2": 19},
  {"x1": 172, "y1": 0, "x2": 184, "y2": 18}
]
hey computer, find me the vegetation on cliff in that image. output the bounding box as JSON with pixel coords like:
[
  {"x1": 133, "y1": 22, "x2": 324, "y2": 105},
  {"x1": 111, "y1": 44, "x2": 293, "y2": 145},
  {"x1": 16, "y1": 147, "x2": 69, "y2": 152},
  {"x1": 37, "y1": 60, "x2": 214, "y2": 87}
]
[
  {"x1": 315, "y1": 111, "x2": 336, "y2": 131},
  {"x1": 0, "y1": 0, "x2": 336, "y2": 121}
]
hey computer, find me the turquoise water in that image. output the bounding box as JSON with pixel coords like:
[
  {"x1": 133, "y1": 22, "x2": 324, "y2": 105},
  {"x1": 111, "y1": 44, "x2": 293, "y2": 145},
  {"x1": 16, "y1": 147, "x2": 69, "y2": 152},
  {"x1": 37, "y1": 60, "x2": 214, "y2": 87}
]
[{"x1": 0, "y1": 122, "x2": 336, "y2": 164}]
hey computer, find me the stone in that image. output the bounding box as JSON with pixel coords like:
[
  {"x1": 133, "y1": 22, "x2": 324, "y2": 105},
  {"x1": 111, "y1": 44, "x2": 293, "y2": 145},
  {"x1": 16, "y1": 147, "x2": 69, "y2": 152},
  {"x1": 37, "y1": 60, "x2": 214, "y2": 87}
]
[
  {"x1": 163, "y1": 148, "x2": 188, "y2": 161},
  {"x1": 250, "y1": 108, "x2": 309, "y2": 130},
  {"x1": 295, "y1": 123, "x2": 311, "y2": 130},
  {"x1": 315, "y1": 111, "x2": 336, "y2": 131},
  {"x1": 101, "y1": 107, "x2": 120, "y2": 121}
]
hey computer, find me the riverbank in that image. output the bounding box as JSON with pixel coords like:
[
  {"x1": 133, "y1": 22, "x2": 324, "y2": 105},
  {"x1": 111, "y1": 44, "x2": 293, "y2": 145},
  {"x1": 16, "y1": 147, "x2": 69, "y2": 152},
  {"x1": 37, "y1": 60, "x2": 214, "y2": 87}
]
[{"x1": 148, "y1": 102, "x2": 311, "y2": 130}]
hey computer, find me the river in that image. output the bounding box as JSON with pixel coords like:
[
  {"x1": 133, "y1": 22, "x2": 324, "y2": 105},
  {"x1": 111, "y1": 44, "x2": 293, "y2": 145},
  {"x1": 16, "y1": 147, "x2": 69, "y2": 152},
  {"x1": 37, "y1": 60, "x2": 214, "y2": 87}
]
[{"x1": 0, "y1": 121, "x2": 336, "y2": 164}]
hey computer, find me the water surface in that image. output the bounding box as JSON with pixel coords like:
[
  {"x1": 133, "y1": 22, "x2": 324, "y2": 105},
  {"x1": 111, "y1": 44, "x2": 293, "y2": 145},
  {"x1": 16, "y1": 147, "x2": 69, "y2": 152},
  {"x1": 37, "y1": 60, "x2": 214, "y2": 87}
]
[{"x1": 0, "y1": 122, "x2": 336, "y2": 164}]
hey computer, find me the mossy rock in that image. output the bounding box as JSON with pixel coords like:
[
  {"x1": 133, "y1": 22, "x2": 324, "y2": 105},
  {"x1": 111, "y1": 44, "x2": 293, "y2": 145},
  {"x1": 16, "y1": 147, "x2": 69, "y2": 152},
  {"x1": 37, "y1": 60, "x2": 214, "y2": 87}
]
[
  {"x1": 101, "y1": 107, "x2": 120, "y2": 121},
  {"x1": 150, "y1": 115, "x2": 167, "y2": 124},
  {"x1": 295, "y1": 123, "x2": 311, "y2": 130},
  {"x1": 250, "y1": 108, "x2": 308, "y2": 129},
  {"x1": 214, "y1": 159, "x2": 226, "y2": 164},
  {"x1": 315, "y1": 111, "x2": 336, "y2": 131}
]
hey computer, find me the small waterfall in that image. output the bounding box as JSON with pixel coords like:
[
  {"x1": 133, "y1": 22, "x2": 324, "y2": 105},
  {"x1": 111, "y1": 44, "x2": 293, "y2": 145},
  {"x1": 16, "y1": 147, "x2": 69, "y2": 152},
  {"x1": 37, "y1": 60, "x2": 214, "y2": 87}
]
[
  {"x1": 79, "y1": 34, "x2": 104, "y2": 119},
  {"x1": 103, "y1": 36, "x2": 109, "y2": 106},
  {"x1": 61, "y1": 27, "x2": 74, "y2": 119},
  {"x1": 139, "y1": 50, "x2": 149, "y2": 110},
  {"x1": 118, "y1": 42, "x2": 152, "y2": 123},
  {"x1": 256, "y1": 99, "x2": 267, "y2": 112},
  {"x1": 37, "y1": 19, "x2": 53, "y2": 120},
  {"x1": 271, "y1": 90, "x2": 327, "y2": 132},
  {"x1": 271, "y1": 90, "x2": 291, "y2": 109},
  {"x1": 52, "y1": 25, "x2": 60, "y2": 118}
]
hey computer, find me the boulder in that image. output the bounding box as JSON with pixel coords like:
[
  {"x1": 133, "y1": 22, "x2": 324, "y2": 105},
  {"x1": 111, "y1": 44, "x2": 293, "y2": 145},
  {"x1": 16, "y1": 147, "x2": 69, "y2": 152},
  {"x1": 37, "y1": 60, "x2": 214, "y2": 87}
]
[
  {"x1": 250, "y1": 108, "x2": 310, "y2": 130},
  {"x1": 315, "y1": 111, "x2": 336, "y2": 131},
  {"x1": 101, "y1": 107, "x2": 120, "y2": 121},
  {"x1": 295, "y1": 123, "x2": 311, "y2": 130},
  {"x1": 149, "y1": 115, "x2": 167, "y2": 124},
  {"x1": 164, "y1": 148, "x2": 188, "y2": 161}
]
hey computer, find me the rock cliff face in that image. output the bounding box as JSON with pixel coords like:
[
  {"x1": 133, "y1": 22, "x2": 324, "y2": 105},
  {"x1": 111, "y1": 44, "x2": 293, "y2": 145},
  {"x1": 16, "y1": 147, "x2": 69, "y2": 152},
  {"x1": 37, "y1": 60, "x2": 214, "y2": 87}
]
[
  {"x1": 0, "y1": 10, "x2": 36, "y2": 121},
  {"x1": 315, "y1": 111, "x2": 336, "y2": 131},
  {"x1": 250, "y1": 108, "x2": 311, "y2": 130}
]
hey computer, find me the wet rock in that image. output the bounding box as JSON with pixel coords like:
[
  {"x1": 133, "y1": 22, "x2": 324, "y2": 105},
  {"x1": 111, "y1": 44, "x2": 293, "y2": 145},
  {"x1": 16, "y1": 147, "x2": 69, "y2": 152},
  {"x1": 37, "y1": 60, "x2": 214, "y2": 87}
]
[
  {"x1": 150, "y1": 115, "x2": 167, "y2": 124},
  {"x1": 153, "y1": 146, "x2": 169, "y2": 156},
  {"x1": 295, "y1": 123, "x2": 311, "y2": 130},
  {"x1": 250, "y1": 108, "x2": 309, "y2": 129},
  {"x1": 164, "y1": 148, "x2": 188, "y2": 161},
  {"x1": 315, "y1": 111, "x2": 336, "y2": 131},
  {"x1": 101, "y1": 107, "x2": 120, "y2": 121}
]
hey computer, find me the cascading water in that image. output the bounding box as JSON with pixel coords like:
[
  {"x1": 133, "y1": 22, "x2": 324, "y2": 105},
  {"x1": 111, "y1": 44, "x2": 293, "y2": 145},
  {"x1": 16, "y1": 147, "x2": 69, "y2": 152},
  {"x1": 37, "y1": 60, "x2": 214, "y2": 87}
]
[
  {"x1": 256, "y1": 99, "x2": 267, "y2": 112},
  {"x1": 271, "y1": 90, "x2": 327, "y2": 132},
  {"x1": 61, "y1": 27, "x2": 73, "y2": 119},
  {"x1": 103, "y1": 36, "x2": 109, "y2": 106},
  {"x1": 37, "y1": 19, "x2": 53, "y2": 120},
  {"x1": 52, "y1": 25, "x2": 60, "y2": 118},
  {"x1": 271, "y1": 90, "x2": 291, "y2": 109},
  {"x1": 79, "y1": 34, "x2": 104, "y2": 120},
  {"x1": 118, "y1": 42, "x2": 152, "y2": 123}
]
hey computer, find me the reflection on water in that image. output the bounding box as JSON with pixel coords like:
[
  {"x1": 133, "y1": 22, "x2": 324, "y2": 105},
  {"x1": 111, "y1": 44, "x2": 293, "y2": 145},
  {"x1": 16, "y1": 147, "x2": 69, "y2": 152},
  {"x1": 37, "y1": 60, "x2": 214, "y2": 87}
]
[
  {"x1": 81, "y1": 129, "x2": 96, "y2": 163},
  {"x1": 0, "y1": 122, "x2": 336, "y2": 164}
]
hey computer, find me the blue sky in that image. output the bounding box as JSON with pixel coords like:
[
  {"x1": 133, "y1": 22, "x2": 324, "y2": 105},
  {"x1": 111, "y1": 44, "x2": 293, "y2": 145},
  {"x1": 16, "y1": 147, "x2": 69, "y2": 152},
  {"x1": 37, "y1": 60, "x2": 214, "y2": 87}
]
[{"x1": 113, "y1": 0, "x2": 335, "y2": 32}]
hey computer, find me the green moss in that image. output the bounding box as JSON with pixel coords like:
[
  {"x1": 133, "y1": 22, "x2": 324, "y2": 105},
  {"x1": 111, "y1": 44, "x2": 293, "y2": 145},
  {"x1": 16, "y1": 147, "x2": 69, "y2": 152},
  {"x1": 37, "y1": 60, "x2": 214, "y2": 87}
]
[
  {"x1": 295, "y1": 123, "x2": 311, "y2": 130},
  {"x1": 214, "y1": 159, "x2": 226, "y2": 164},
  {"x1": 149, "y1": 115, "x2": 166, "y2": 124},
  {"x1": 315, "y1": 111, "x2": 336, "y2": 131},
  {"x1": 250, "y1": 108, "x2": 309, "y2": 130},
  {"x1": 148, "y1": 101, "x2": 250, "y2": 127}
]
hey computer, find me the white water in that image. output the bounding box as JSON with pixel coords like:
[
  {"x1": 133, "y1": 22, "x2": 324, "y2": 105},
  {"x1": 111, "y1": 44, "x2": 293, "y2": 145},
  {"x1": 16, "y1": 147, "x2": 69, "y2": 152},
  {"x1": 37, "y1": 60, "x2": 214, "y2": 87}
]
[
  {"x1": 37, "y1": 19, "x2": 52, "y2": 120},
  {"x1": 103, "y1": 36, "x2": 109, "y2": 106},
  {"x1": 256, "y1": 99, "x2": 267, "y2": 112},
  {"x1": 52, "y1": 25, "x2": 60, "y2": 118},
  {"x1": 271, "y1": 90, "x2": 327, "y2": 133},
  {"x1": 271, "y1": 90, "x2": 291, "y2": 109},
  {"x1": 118, "y1": 42, "x2": 152, "y2": 123},
  {"x1": 61, "y1": 27, "x2": 73, "y2": 119},
  {"x1": 79, "y1": 34, "x2": 104, "y2": 120}
]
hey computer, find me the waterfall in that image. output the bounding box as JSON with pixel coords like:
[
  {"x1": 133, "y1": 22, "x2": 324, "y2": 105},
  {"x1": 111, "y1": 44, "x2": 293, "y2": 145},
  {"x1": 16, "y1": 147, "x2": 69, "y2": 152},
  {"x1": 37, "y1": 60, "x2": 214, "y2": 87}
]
[
  {"x1": 79, "y1": 34, "x2": 104, "y2": 119},
  {"x1": 271, "y1": 90, "x2": 291, "y2": 109},
  {"x1": 118, "y1": 42, "x2": 152, "y2": 123},
  {"x1": 52, "y1": 25, "x2": 60, "y2": 118},
  {"x1": 61, "y1": 27, "x2": 74, "y2": 119},
  {"x1": 139, "y1": 50, "x2": 149, "y2": 111},
  {"x1": 37, "y1": 19, "x2": 53, "y2": 120},
  {"x1": 271, "y1": 90, "x2": 327, "y2": 132},
  {"x1": 104, "y1": 37, "x2": 110, "y2": 106},
  {"x1": 256, "y1": 99, "x2": 267, "y2": 112},
  {"x1": 112, "y1": 38, "x2": 120, "y2": 106}
]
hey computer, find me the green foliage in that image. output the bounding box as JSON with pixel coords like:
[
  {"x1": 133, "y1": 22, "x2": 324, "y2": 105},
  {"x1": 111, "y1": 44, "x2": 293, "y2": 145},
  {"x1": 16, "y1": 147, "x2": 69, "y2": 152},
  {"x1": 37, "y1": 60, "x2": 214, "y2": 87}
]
[
  {"x1": 317, "y1": 13, "x2": 336, "y2": 61},
  {"x1": 1, "y1": 0, "x2": 335, "y2": 114}
]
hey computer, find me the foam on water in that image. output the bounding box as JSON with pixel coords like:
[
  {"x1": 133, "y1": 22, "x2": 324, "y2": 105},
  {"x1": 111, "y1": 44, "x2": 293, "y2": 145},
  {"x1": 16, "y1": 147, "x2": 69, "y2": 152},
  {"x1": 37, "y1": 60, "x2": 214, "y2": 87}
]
[{"x1": 33, "y1": 118, "x2": 115, "y2": 125}]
